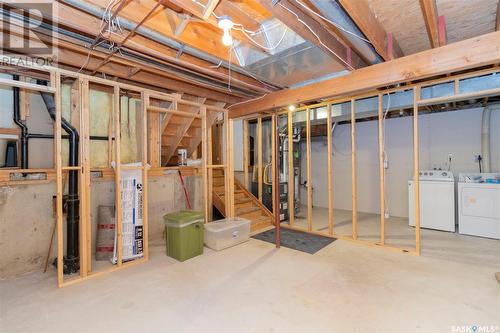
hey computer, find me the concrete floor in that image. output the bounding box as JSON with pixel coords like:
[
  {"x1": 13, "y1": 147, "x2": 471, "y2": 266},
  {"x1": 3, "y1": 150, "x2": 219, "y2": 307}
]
[{"x1": 1, "y1": 214, "x2": 500, "y2": 332}]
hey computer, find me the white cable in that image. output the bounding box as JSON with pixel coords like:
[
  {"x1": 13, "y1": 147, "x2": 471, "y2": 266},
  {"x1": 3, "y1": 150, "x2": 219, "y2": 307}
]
[
  {"x1": 233, "y1": 26, "x2": 288, "y2": 52},
  {"x1": 277, "y1": 3, "x2": 355, "y2": 70},
  {"x1": 227, "y1": 93, "x2": 269, "y2": 109},
  {"x1": 293, "y1": 0, "x2": 372, "y2": 44}
]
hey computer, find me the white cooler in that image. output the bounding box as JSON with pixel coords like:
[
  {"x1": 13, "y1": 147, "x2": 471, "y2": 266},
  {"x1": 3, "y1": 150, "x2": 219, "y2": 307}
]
[{"x1": 204, "y1": 217, "x2": 250, "y2": 251}]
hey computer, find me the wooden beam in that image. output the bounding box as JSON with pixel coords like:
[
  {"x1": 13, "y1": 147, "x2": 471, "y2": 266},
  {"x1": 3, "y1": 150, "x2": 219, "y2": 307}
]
[
  {"x1": 228, "y1": 31, "x2": 500, "y2": 116},
  {"x1": 336, "y1": 0, "x2": 403, "y2": 60},
  {"x1": 9, "y1": 1, "x2": 274, "y2": 94},
  {"x1": 83, "y1": 0, "x2": 239, "y2": 64},
  {"x1": 202, "y1": 0, "x2": 221, "y2": 19},
  {"x1": 174, "y1": 13, "x2": 191, "y2": 36},
  {"x1": 420, "y1": 0, "x2": 440, "y2": 48},
  {"x1": 256, "y1": 0, "x2": 365, "y2": 70}
]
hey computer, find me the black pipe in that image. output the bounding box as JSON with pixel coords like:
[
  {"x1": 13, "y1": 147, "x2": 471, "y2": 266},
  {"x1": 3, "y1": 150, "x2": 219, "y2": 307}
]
[
  {"x1": 12, "y1": 75, "x2": 28, "y2": 168},
  {"x1": 37, "y1": 80, "x2": 80, "y2": 274},
  {"x1": 28, "y1": 133, "x2": 111, "y2": 141}
]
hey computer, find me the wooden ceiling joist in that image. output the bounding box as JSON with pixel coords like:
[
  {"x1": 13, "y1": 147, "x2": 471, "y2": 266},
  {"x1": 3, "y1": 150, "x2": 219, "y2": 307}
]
[
  {"x1": 335, "y1": 0, "x2": 403, "y2": 60},
  {"x1": 11, "y1": 1, "x2": 274, "y2": 94},
  {"x1": 1, "y1": 20, "x2": 243, "y2": 103},
  {"x1": 229, "y1": 30, "x2": 500, "y2": 116},
  {"x1": 420, "y1": 0, "x2": 442, "y2": 48},
  {"x1": 255, "y1": 0, "x2": 366, "y2": 70},
  {"x1": 82, "y1": 0, "x2": 238, "y2": 64}
]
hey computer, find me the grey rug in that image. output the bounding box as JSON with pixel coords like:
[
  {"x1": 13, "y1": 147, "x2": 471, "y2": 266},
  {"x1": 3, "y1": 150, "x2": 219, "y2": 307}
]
[{"x1": 252, "y1": 228, "x2": 336, "y2": 254}]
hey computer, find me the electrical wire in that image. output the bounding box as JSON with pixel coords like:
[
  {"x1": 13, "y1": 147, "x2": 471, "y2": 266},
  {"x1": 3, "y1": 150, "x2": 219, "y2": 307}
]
[{"x1": 233, "y1": 26, "x2": 289, "y2": 52}]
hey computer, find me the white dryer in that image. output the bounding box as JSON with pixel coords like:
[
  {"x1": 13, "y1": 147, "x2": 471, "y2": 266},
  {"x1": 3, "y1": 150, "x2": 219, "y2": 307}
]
[
  {"x1": 458, "y1": 173, "x2": 500, "y2": 240},
  {"x1": 408, "y1": 170, "x2": 455, "y2": 232}
]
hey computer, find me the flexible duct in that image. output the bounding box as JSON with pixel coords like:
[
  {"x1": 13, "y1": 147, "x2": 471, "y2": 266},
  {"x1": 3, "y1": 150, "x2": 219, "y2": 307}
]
[
  {"x1": 37, "y1": 80, "x2": 80, "y2": 274},
  {"x1": 481, "y1": 103, "x2": 500, "y2": 173}
]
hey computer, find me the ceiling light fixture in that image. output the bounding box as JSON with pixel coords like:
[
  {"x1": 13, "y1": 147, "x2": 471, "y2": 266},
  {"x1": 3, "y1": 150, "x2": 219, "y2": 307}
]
[
  {"x1": 218, "y1": 16, "x2": 234, "y2": 46},
  {"x1": 288, "y1": 105, "x2": 296, "y2": 111}
]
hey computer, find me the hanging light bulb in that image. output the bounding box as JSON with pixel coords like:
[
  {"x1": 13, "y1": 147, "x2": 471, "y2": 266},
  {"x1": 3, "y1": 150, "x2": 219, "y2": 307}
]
[
  {"x1": 222, "y1": 29, "x2": 233, "y2": 47},
  {"x1": 218, "y1": 16, "x2": 234, "y2": 47}
]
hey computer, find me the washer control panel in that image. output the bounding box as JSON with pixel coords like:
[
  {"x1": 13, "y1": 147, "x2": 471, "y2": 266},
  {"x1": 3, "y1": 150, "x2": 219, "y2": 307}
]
[{"x1": 418, "y1": 170, "x2": 454, "y2": 181}]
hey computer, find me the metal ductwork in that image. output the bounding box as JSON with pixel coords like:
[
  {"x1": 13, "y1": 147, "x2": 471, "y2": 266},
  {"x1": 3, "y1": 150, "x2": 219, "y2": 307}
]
[
  {"x1": 60, "y1": 0, "x2": 273, "y2": 85},
  {"x1": 308, "y1": 0, "x2": 383, "y2": 65}
]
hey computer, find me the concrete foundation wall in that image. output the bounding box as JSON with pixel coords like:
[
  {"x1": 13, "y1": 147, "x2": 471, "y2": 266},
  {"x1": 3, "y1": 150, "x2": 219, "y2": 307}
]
[{"x1": 0, "y1": 175, "x2": 202, "y2": 278}]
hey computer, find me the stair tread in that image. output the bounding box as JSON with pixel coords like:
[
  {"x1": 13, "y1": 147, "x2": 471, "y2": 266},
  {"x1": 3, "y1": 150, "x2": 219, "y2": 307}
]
[
  {"x1": 234, "y1": 197, "x2": 252, "y2": 204},
  {"x1": 236, "y1": 206, "x2": 261, "y2": 214}
]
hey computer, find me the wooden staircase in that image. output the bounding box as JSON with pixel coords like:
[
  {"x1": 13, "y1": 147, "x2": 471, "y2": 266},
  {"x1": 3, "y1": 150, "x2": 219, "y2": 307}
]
[{"x1": 211, "y1": 169, "x2": 274, "y2": 233}]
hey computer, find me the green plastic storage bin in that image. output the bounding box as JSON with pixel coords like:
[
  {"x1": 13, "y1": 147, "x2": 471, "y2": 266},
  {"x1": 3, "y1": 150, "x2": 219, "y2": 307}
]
[{"x1": 163, "y1": 210, "x2": 204, "y2": 262}]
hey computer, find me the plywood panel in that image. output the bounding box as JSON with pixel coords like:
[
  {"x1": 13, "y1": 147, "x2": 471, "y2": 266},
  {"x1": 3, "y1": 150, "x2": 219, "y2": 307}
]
[
  {"x1": 367, "y1": 0, "x2": 430, "y2": 55},
  {"x1": 437, "y1": 0, "x2": 498, "y2": 44}
]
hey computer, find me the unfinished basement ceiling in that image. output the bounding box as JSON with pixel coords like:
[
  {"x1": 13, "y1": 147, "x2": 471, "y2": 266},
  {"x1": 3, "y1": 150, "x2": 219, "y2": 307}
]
[
  {"x1": 234, "y1": 18, "x2": 346, "y2": 87},
  {"x1": 367, "y1": 0, "x2": 500, "y2": 55}
]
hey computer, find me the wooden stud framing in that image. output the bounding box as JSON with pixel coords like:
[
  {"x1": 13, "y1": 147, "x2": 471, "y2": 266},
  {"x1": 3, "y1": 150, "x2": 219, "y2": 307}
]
[
  {"x1": 80, "y1": 78, "x2": 91, "y2": 276},
  {"x1": 243, "y1": 119, "x2": 250, "y2": 190},
  {"x1": 142, "y1": 91, "x2": 149, "y2": 260},
  {"x1": 287, "y1": 110, "x2": 294, "y2": 226},
  {"x1": 201, "y1": 107, "x2": 209, "y2": 222},
  {"x1": 0, "y1": 57, "x2": 226, "y2": 287},
  {"x1": 326, "y1": 104, "x2": 333, "y2": 235},
  {"x1": 351, "y1": 100, "x2": 357, "y2": 240},
  {"x1": 271, "y1": 115, "x2": 277, "y2": 217},
  {"x1": 114, "y1": 86, "x2": 123, "y2": 267},
  {"x1": 257, "y1": 117, "x2": 263, "y2": 202},
  {"x1": 378, "y1": 95, "x2": 385, "y2": 245},
  {"x1": 306, "y1": 109, "x2": 312, "y2": 232},
  {"x1": 227, "y1": 118, "x2": 235, "y2": 218},
  {"x1": 54, "y1": 72, "x2": 64, "y2": 287},
  {"x1": 207, "y1": 118, "x2": 213, "y2": 222}
]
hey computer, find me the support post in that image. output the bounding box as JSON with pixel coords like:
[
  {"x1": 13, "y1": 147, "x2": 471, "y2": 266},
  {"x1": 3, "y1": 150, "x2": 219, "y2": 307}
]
[
  {"x1": 413, "y1": 87, "x2": 421, "y2": 255},
  {"x1": 114, "y1": 86, "x2": 123, "y2": 266},
  {"x1": 378, "y1": 94, "x2": 385, "y2": 245},
  {"x1": 326, "y1": 104, "x2": 333, "y2": 235},
  {"x1": 306, "y1": 108, "x2": 312, "y2": 232},
  {"x1": 351, "y1": 99, "x2": 357, "y2": 240}
]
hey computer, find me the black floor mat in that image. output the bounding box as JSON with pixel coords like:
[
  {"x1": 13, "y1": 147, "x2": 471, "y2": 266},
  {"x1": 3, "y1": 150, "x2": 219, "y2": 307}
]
[{"x1": 252, "y1": 228, "x2": 336, "y2": 254}]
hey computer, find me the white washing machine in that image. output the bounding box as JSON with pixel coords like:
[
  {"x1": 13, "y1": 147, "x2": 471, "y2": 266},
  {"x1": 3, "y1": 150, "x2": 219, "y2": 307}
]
[
  {"x1": 458, "y1": 173, "x2": 500, "y2": 240},
  {"x1": 408, "y1": 170, "x2": 455, "y2": 232}
]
